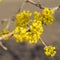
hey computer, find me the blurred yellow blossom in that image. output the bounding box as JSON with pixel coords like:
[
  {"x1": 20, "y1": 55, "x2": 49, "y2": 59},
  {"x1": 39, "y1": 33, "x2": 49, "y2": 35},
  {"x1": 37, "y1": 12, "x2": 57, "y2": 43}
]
[
  {"x1": 16, "y1": 10, "x2": 32, "y2": 27},
  {"x1": 44, "y1": 46, "x2": 56, "y2": 57},
  {"x1": 0, "y1": 28, "x2": 10, "y2": 41},
  {"x1": 42, "y1": 8, "x2": 54, "y2": 15}
]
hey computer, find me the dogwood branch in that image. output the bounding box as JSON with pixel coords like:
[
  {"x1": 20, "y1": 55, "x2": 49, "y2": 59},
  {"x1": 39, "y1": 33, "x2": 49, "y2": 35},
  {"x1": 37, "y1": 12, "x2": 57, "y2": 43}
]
[
  {"x1": 27, "y1": 0, "x2": 60, "y2": 11},
  {"x1": 26, "y1": 0, "x2": 44, "y2": 9},
  {"x1": 1, "y1": 0, "x2": 27, "y2": 30},
  {"x1": 0, "y1": 42, "x2": 8, "y2": 50},
  {"x1": 39, "y1": 38, "x2": 47, "y2": 47},
  {"x1": 0, "y1": 29, "x2": 13, "y2": 50},
  {"x1": 0, "y1": 0, "x2": 27, "y2": 41},
  {"x1": 0, "y1": 32, "x2": 13, "y2": 40}
]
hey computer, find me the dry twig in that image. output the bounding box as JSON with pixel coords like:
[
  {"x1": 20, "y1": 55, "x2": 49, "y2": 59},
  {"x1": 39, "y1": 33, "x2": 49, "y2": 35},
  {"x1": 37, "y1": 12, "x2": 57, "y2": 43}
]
[{"x1": 27, "y1": 0, "x2": 60, "y2": 11}]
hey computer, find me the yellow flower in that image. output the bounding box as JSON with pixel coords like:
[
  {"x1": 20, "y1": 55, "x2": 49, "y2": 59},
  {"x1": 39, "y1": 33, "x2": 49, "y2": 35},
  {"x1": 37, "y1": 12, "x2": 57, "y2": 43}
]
[
  {"x1": 0, "y1": 28, "x2": 10, "y2": 41},
  {"x1": 29, "y1": 39, "x2": 38, "y2": 44},
  {"x1": 23, "y1": 10, "x2": 32, "y2": 17},
  {"x1": 29, "y1": 19, "x2": 43, "y2": 43},
  {"x1": 42, "y1": 8, "x2": 50, "y2": 15},
  {"x1": 45, "y1": 51, "x2": 51, "y2": 56},
  {"x1": 2, "y1": 28, "x2": 9, "y2": 34},
  {"x1": 16, "y1": 10, "x2": 32, "y2": 27},
  {"x1": 13, "y1": 26, "x2": 27, "y2": 43},
  {"x1": 13, "y1": 26, "x2": 27, "y2": 34},
  {"x1": 31, "y1": 20, "x2": 43, "y2": 34},
  {"x1": 13, "y1": 26, "x2": 19, "y2": 33},
  {"x1": 43, "y1": 15, "x2": 54, "y2": 25},
  {"x1": 20, "y1": 27, "x2": 27, "y2": 33},
  {"x1": 34, "y1": 11, "x2": 40, "y2": 17},
  {"x1": 34, "y1": 11, "x2": 42, "y2": 21},
  {"x1": 13, "y1": 33, "x2": 24, "y2": 43},
  {"x1": 42, "y1": 8, "x2": 54, "y2": 16},
  {"x1": 44, "y1": 46, "x2": 56, "y2": 57},
  {"x1": 28, "y1": 37, "x2": 38, "y2": 44},
  {"x1": 29, "y1": 40, "x2": 34, "y2": 44},
  {"x1": 51, "y1": 51, "x2": 56, "y2": 57},
  {"x1": 50, "y1": 10, "x2": 54, "y2": 14},
  {"x1": 14, "y1": 10, "x2": 54, "y2": 45}
]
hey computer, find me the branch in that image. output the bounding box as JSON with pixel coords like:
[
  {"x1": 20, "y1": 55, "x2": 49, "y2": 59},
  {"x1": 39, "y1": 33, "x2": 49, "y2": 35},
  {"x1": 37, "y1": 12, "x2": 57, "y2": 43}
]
[
  {"x1": 0, "y1": 42, "x2": 8, "y2": 50},
  {"x1": 1, "y1": 0, "x2": 60, "y2": 29},
  {"x1": 26, "y1": 0, "x2": 44, "y2": 9},
  {"x1": 27, "y1": 0, "x2": 60, "y2": 11},
  {"x1": 39, "y1": 38, "x2": 47, "y2": 47},
  {"x1": 0, "y1": 32, "x2": 13, "y2": 40},
  {"x1": 3, "y1": 0, "x2": 27, "y2": 29},
  {"x1": 0, "y1": 19, "x2": 8, "y2": 23},
  {"x1": 0, "y1": 0, "x2": 28, "y2": 51},
  {"x1": 5, "y1": 19, "x2": 11, "y2": 29}
]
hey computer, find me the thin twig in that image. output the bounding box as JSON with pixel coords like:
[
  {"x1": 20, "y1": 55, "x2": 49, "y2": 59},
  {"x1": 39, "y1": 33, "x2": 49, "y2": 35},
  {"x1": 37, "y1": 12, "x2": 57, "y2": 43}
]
[
  {"x1": 0, "y1": 19, "x2": 8, "y2": 23},
  {"x1": 2, "y1": 0, "x2": 27, "y2": 30},
  {"x1": 20, "y1": 0, "x2": 27, "y2": 12},
  {"x1": 0, "y1": 32, "x2": 13, "y2": 40},
  {"x1": 26, "y1": 0, "x2": 44, "y2": 9},
  {"x1": 0, "y1": 0, "x2": 27, "y2": 41},
  {"x1": 0, "y1": 42, "x2": 8, "y2": 50},
  {"x1": 5, "y1": 19, "x2": 11, "y2": 29},
  {"x1": 39, "y1": 38, "x2": 47, "y2": 47},
  {"x1": 27, "y1": 0, "x2": 60, "y2": 11}
]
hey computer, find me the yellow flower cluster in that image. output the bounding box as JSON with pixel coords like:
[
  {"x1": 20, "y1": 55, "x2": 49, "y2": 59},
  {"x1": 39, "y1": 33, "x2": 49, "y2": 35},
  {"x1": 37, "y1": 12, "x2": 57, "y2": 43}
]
[
  {"x1": 42, "y1": 8, "x2": 54, "y2": 15},
  {"x1": 34, "y1": 11, "x2": 42, "y2": 21},
  {"x1": 24, "y1": 32, "x2": 38, "y2": 44},
  {"x1": 0, "y1": 28, "x2": 10, "y2": 40},
  {"x1": 14, "y1": 10, "x2": 54, "y2": 44},
  {"x1": 30, "y1": 20, "x2": 43, "y2": 37},
  {"x1": 13, "y1": 25, "x2": 43, "y2": 44},
  {"x1": 0, "y1": 8, "x2": 56, "y2": 57},
  {"x1": 43, "y1": 15, "x2": 54, "y2": 25},
  {"x1": 27, "y1": 20, "x2": 43, "y2": 44},
  {"x1": 44, "y1": 46, "x2": 56, "y2": 57},
  {"x1": 13, "y1": 26, "x2": 27, "y2": 43},
  {"x1": 14, "y1": 10, "x2": 44, "y2": 44},
  {"x1": 16, "y1": 10, "x2": 32, "y2": 27},
  {"x1": 13, "y1": 19, "x2": 43, "y2": 44},
  {"x1": 42, "y1": 8, "x2": 54, "y2": 25}
]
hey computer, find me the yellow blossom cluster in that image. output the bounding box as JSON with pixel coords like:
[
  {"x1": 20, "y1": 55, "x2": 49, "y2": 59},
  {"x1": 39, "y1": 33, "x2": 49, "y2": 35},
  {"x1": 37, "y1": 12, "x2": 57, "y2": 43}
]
[
  {"x1": 13, "y1": 26, "x2": 27, "y2": 43},
  {"x1": 24, "y1": 32, "x2": 38, "y2": 44},
  {"x1": 0, "y1": 28, "x2": 10, "y2": 40},
  {"x1": 13, "y1": 10, "x2": 45, "y2": 44},
  {"x1": 13, "y1": 22, "x2": 43, "y2": 44},
  {"x1": 25, "y1": 20, "x2": 43, "y2": 44},
  {"x1": 0, "y1": 8, "x2": 56, "y2": 57},
  {"x1": 42, "y1": 8, "x2": 54, "y2": 25},
  {"x1": 16, "y1": 10, "x2": 32, "y2": 27},
  {"x1": 44, "y1": 46, "x2": 56, "y2": 57},
  {"x1": 30, "y1": 20, "x2": 43, "y2": 39},
  {"x1": 34, "y1": 11, "x2": 42, "y2": 21},
  {"x1": 42, "y1": 8, "x2": 54, "y2": 15},
  {"x1": 13, "y1": 9, "x2": 54, "y2": 44}
]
